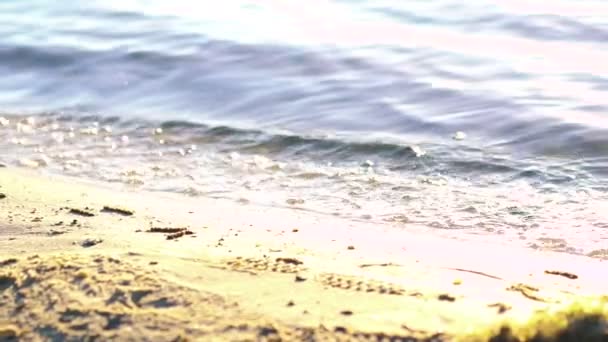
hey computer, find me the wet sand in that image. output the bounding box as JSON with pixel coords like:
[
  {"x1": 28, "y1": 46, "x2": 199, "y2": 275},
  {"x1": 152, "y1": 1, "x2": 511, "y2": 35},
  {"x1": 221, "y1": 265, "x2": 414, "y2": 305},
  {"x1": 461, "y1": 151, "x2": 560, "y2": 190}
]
[{"x1": 0, "y1": 167, "x2": 606, "y2": 341}]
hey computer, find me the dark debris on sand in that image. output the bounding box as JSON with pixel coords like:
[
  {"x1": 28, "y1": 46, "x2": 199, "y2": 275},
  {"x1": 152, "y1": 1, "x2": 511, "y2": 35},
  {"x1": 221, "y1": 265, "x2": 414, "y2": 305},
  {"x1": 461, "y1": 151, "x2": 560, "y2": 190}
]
[
  {"x1": 79, "y1": 238, "x2": 103, "y2": 247},
  {"x1": 68, "y1": 208, "x2": 95, "y2": 217},
  {"x1": 544, "y1": 270, "x2": 578, "y2": 280},
  {"x1": 101, "y1": 206, "x2": 134, "y2": 216},
  {"x1": 146, "y1": 227, "x2": 194, "y2": 240}
]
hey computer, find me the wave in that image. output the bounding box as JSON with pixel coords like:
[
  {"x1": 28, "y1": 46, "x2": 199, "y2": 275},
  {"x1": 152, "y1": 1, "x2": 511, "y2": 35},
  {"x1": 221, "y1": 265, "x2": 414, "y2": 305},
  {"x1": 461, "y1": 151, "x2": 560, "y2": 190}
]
[{"x1": 0, "y1": 111, "x2": 593, "y2": 189}]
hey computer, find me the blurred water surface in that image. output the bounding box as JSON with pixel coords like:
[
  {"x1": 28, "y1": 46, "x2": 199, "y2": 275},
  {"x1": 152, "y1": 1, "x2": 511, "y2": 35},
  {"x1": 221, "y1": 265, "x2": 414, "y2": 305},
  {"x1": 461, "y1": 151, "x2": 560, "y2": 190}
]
[{"x1": 1, "y1": 0, "x2": 607, "y2": 257}]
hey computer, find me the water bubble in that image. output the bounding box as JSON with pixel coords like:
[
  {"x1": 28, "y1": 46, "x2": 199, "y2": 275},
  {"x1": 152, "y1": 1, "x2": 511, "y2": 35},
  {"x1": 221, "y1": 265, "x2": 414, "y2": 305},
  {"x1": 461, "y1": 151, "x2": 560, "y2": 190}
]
[
  {"x1": 186, "y1": 145, "x2": 196, "y2": 154},
  {"x1": 384, "y1": 214, "x2": 409, "y2": 223},
  {"x1": 269, "y1": 162, "x2": 286, "y2": 171},
  {"x1": 410, "y1": 145, "x2": 426, "y2": 157},
  {"x1": 286, "y1": 198, "x2": 305, "y2": 205},
  {"x1": 19, "y1": 158, "x2": 40, "y2": 168},
  {"x1": 0, "y1": 117, "x2": 9, "y2": 127},
  {"x1": 122, "y1": 169, "x2": 141, "y2": 177},
  {"x1": 418, "y1": 176, "x2": 432, "y2": 184},
  {"x1": 34, "y1": 154, "x2": 51, "y2": 166},
  {"x1": 80, "y1": 127, "x2": 98, "y2": 135},
  {"x1": 121, "y1": 135, "x2": 129, "y2": 144},
  {"x1": 253, "y1": 155, "x2": 272, "y2": 168},
  {"x1": 153, "y1": 128, "x2": 163, "y2": 135},
  {"x1": 102, "y1": 125, "x2": 112, "y2": 133},
  {"x1": 25, "y1": 117, "x2": 35, "y2": 125},
  {"x1": 461, "y1": 206, "x2": 478, "y2": 214},
  {"x1": 65, "y1": 160, "x2": 82, "y2": 167},
  {"x1": 125, "y1": 177, "x2": 144, "y2": 185},
  {"x1": 62, "y1": 164, "x2": 79, "y2": 172},
  {"x1": 452, "y1": 131, "x2": 467, "y2": 140},
  {"x1": 17, "y1": 123, "x2": 34, "y2": 134},
  {"x1": 10, "y1": 138, "x2": 27, "y2": 145},
  {"x1": 362, "y1": 160, "x2": 374, "y2": 167}
]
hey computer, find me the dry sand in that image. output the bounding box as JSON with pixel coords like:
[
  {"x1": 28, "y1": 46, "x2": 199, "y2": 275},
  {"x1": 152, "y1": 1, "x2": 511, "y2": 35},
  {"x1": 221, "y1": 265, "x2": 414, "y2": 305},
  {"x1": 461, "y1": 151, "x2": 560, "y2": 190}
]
[{"x1": 0, "y1": 167, "x2": 607, "y2": 341}]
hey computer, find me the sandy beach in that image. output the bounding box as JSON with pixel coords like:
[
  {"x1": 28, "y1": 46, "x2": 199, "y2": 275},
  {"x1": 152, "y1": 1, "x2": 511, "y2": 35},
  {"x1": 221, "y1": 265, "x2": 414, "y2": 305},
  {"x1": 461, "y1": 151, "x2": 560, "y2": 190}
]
[{"x1": 1, "y1": 166, "x2": 607, "y2": 341}]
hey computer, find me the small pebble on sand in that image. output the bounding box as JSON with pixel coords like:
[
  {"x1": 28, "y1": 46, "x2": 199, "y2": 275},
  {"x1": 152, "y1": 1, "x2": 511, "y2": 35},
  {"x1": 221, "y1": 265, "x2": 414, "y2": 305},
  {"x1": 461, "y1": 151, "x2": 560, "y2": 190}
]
[{"x1": 80, "y1": 238, "x2": 103, "y2": 247}]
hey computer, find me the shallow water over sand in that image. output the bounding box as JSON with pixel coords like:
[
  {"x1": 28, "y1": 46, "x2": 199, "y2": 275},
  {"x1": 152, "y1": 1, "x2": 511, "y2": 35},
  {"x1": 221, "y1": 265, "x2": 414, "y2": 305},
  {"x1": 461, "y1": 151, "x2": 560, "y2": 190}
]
[{"x1": 1, "y1": 113, "x2": 606, "y2": 258}]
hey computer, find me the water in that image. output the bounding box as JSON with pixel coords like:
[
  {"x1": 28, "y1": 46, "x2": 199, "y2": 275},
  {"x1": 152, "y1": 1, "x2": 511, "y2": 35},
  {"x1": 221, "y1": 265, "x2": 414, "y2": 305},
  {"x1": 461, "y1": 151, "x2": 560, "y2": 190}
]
[{"x1": 1, "y1": 0, "x2": 607, "y2": 258}]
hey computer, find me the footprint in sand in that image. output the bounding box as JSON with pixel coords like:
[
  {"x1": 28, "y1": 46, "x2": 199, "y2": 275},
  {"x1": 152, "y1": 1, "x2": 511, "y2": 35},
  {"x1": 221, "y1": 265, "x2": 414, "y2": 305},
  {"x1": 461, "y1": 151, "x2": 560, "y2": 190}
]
[
  {"x1": 317, "y1": 273, "x2": 415, "y2": 297},
  {"x1": 221, "y1": 257, "x2": 307, "y2": 274}
]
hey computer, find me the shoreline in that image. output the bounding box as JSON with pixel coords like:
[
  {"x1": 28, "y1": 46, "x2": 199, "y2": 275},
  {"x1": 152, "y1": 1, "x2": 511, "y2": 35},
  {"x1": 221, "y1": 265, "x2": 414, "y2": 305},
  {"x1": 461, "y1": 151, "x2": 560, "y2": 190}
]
[{"x1": 1, "y1": 167, "x2": 606, "y2": 341}]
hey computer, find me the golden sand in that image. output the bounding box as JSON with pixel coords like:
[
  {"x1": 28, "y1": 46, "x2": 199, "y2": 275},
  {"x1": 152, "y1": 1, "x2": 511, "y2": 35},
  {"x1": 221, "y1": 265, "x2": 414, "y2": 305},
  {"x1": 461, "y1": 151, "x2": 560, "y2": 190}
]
[{"x1": 0, "y1": 168, "x2": 606, "y2": 341}]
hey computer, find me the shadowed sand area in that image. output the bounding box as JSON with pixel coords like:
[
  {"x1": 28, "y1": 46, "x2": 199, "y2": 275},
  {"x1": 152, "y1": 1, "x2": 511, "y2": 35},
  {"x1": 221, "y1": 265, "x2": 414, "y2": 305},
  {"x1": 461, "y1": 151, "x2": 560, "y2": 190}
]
[{"x1": 0, "y1": 167, "x2": 607, "y2": 341}]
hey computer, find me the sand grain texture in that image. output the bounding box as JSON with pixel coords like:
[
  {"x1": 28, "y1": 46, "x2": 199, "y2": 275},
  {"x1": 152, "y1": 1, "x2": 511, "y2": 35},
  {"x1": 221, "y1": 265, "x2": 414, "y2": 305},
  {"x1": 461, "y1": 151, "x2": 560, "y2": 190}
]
[{"x1": 1, "y1": 168, "x2": 607, "y2": 341}]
